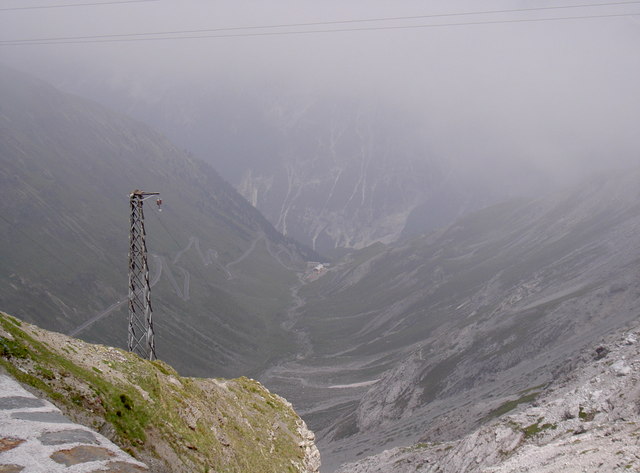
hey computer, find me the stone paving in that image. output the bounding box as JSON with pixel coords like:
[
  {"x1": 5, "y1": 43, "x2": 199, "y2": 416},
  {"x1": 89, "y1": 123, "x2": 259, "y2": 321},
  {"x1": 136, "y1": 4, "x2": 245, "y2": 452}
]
[{"x1": 0, "y1": 375, "x2": 148, "y2": 473}]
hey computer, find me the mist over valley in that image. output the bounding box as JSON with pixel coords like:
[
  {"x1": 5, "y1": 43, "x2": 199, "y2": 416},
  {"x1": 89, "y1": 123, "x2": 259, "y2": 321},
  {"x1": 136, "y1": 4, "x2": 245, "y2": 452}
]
[{"x1": 1, "y1": 1, "x2": 640, "y2": 471}]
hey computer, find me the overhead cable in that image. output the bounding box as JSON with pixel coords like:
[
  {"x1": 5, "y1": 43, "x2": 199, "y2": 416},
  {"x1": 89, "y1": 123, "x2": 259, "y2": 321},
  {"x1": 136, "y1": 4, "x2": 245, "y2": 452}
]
[
  {"x1": 1, "y1": 1, "x2": 640, "y2": 45},
  {"x1": 1, "y1": 11, "x2": 639, "y2": 46},
  {"x1": 0, "y1": 0, "x2": 158, "y2": 11}
]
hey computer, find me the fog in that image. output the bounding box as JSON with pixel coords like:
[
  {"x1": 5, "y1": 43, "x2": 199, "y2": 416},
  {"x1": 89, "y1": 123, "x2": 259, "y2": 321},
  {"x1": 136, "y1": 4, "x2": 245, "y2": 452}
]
[{"x1": 2, "y1": 0, "x2": 639, "y2": 184}]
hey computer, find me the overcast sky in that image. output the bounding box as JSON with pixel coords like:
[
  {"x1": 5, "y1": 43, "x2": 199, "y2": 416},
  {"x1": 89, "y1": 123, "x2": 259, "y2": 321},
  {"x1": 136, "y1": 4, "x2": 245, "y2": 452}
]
[{"x1": 1, "y1": 0, "x2": 639, "y2": 182}]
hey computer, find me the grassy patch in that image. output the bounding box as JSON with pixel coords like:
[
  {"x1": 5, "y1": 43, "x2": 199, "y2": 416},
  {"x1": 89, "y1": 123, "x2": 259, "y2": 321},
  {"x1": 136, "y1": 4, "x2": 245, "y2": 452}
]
[
  {"x1": 0, "y1": 337, "x2": 30, "y2": 359},
  {"x1": 0, "y1": 313, "x2": 152, "y2": 445},
  {"x1": 578, "y1": 406, "x2": 596, "y2": 422},
  {"x1": 523, "y1": 420, "x2": 556, "y2": 438},
  {"x1": 35, "y1": 364, "x2": 56, "y2": 380},
  {"x1": 0, "y1": 312, "x2": 311, "y2": 473},
  {"x1": 483, "y1": 392, "x2": 540, "y2": 421}
]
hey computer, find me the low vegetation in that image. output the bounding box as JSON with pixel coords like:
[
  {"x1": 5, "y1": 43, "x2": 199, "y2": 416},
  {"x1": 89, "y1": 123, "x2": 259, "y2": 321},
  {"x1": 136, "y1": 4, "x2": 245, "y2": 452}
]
[
  {"x1": 522, "y1": 419, "x2": 557, "y2": 438},
  {"x1": 0, "y1": 311, "x2": 313, "y2": 473},
  {"x1": 482, "y1": 391, "x2": 541, "y2": 422}
]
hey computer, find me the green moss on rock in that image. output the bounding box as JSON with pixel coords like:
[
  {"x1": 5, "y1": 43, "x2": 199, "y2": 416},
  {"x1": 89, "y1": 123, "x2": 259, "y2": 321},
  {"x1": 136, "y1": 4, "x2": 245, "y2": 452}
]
[{"x1": 0, "y1": 311, "x2": 318, "y2": 473}]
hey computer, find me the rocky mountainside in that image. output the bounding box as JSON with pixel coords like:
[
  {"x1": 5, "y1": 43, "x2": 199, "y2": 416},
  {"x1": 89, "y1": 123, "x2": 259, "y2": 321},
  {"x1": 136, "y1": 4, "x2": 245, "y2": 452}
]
[
  {"x1": 0, "y1": 311, "x2": 320, "y2": 473},
  {"x1": 4, "y1": 64, "x2": 640, "y2": 472},
  {"x1": 59, "y1": 80, "x2": 545, "y2": 255},
  {"x1": 112, "y1": 87, "x2": 457, "y2": 253},
  {"x1": 258, "y1": 168, "x2": 640, "y2": 471},
  {"x1": 0, "y1": 65, "x2": 317, "y2": 378},
  {"x1": 231, "y1": 97, "x2": 543, "y2": 255},
  {"x1": 232, "y1": 98, "x2": 446, "y2": 253},
  {"x1": 336, "y1": 324, "x2": 640, "y2": 472}
]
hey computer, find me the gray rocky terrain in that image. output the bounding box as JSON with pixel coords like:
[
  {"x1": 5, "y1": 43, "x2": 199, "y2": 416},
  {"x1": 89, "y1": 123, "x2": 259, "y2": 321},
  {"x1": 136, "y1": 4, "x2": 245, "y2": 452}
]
[
  {"x1": 336, "y1": 324, "x2": 640, "y2": 472},
  {"x1": 258, "y1": 168, "x2": 640, "y2": 471}
]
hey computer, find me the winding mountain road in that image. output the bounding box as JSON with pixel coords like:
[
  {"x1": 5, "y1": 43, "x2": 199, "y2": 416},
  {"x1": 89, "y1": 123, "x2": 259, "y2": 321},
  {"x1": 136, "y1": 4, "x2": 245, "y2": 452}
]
[
  {"x1": 225, "y1": 234, "x2": 263, "y2": 277},
  {"x1": 67, "y1": 234, "x2": 268, "y2": 337}
]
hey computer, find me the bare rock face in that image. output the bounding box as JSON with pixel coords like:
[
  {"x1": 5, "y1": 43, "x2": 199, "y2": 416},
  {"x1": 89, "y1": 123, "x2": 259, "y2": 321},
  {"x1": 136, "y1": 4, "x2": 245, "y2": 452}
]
[
  {"x1": 355, "y1": 351, "x2": 426, "y2": 432},
  {"x1": 336, "y1": 325, "x2": 640, "y2": 472},
  {"x1": 297, "y1": 418, "x2": 322, "y2": 473},
  {"x1": 236, "y1": 98, "x2": 444, "y2": 253}
]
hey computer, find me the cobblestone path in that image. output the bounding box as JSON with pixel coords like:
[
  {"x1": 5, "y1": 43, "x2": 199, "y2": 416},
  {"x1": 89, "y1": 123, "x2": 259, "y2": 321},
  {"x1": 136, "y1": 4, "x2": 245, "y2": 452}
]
[{"x1": 0, "y1": 375, "x2": 148, "y2": 473}]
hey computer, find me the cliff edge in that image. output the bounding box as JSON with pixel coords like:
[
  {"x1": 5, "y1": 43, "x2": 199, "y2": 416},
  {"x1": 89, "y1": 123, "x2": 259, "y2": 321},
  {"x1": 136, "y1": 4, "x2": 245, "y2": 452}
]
[{"x1": 0, "y1": 311, "x2": 320, "y2": 473}]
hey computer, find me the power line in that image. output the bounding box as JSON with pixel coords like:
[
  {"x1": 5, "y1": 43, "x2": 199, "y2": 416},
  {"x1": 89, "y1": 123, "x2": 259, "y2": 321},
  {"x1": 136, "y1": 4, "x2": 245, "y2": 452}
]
[
  {"x1": 1, "y1": 1, "x2": 638, "y2": 41},
  {"x1": 1, "y1": 1, "x2": 639, "y2": 44},
  {"x1": 0, "y1": 0, "x2": 158, "y2": 11},
  {"x1": 2, "y1": 10, "x2": 638, "y2": 46}
]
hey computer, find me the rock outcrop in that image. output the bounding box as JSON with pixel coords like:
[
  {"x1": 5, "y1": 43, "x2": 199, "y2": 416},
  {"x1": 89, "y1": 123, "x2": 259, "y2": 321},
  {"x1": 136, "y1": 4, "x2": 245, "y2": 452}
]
[
  {"x1": 0, "y1": 312, "x2": 320, "y2": 473},
  {"x1": 336, "y1": 324, "x2": 640, "y2": 472}
]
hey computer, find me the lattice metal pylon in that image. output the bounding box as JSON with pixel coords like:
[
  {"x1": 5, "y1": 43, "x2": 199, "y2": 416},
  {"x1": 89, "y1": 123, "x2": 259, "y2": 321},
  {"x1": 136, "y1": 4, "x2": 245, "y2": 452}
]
[{"x1": 128, "y1": 190, "x2": 159, "y2": 360}]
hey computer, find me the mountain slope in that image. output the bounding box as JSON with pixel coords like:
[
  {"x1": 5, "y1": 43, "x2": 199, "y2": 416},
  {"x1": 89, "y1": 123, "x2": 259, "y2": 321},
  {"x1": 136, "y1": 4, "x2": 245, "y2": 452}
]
[
  {"x1": 117, "y1": 88, "x2": 452, "y2": 253},
  {"x1": 336, "y1": 324, "x2": 640, "y2": 472},
  {"x1": 0, "y1": 311, "x2": 320, "y2": 473},
  {"x1": 258, "y1": 168, "x2": 640, "y2": 471},
  {"x1": 66, "y1": 81, "x2": 544, "y2": 254},
  {"x1": 233, "y1": 98, "x2": 445, "y2": 253},
  {"x1": 0, "y1": 64, "x2": 316, "y2": 378}
]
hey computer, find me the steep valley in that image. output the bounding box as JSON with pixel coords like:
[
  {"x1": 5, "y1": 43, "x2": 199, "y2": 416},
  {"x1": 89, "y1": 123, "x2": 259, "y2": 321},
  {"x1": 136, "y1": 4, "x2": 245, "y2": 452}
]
[
  {"x1": 45, "y1": 78, "x2": 551, "y2": 254},
  {"x1": 0, "y1": 64, "x2": 317, "y2": 379},
  {"x1": 258, "y1": 168, "x2": 640, "y2": 471},
  {"x1": 2, "y1": 65, "x2": 640, "y2": 472}
]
